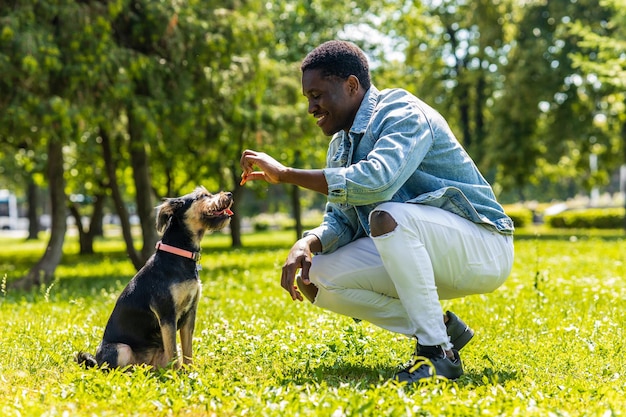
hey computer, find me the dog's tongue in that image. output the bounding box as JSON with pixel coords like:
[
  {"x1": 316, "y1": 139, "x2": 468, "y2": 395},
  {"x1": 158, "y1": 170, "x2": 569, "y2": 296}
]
[{"x1": 214, "y1": 208, "x2": 234, "y2": 217}]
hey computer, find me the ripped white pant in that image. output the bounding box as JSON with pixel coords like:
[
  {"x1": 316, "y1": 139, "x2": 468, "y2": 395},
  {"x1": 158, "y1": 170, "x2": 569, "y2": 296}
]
[{"x1": 308, "y1": 203, "x2": 514, "y2": 349}]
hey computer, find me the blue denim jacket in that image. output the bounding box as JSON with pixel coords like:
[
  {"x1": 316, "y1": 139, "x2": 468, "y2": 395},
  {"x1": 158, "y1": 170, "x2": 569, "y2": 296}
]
[{"x1": 305, "y1": 85, "x2": 514, "y2": 254}]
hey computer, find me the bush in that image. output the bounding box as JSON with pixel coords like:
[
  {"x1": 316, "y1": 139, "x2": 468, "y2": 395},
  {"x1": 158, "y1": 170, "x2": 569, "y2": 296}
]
[
  {"x1": 504, "y1": 206, "x2": 534, "y2": 228},
  {"x1": 253, "y1": 221, "x2": 270, "y2": 232},
  {"x1": 545, "y1": 207, "x2": 625, "y2": 229}
]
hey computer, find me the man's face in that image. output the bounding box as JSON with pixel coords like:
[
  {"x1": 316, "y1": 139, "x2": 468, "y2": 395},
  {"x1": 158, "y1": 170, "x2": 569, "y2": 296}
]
[{"x1": 302, "y1": 69, "x2": 360, "y2": 136}]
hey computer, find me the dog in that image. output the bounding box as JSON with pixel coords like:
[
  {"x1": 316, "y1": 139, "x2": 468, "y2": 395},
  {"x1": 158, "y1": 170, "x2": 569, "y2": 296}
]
[{"x1": 76, "y1": 186, "x2": 233, "y2": 370}]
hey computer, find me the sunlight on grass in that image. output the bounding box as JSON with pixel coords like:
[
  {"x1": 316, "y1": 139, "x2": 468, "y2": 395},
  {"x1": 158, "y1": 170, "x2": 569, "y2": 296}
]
[{"x1": 0, "y1": 229, "x2": 624, "y2": 416}]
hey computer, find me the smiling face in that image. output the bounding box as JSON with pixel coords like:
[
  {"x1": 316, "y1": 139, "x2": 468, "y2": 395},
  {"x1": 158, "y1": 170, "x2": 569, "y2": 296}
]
[{"x1": 302, "y1": 69, "x2": 364, "y2": 136}]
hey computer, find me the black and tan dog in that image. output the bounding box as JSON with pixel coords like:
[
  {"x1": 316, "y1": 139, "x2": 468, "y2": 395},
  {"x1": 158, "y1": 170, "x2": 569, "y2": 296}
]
[{"x1": 76, "y1": 186, "x2": 233, "y2": 370}]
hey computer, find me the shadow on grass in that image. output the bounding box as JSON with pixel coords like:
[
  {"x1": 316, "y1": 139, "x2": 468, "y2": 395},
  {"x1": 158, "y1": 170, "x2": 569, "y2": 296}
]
[
  {"x1": 0, "y1": 234, "x2": 290, "y2": 300},
  {"x1": 460, "y1": 367, "x2": 519, "y2": 386},
  {"x1": 4, "y1": 227, "x2": 624, "y2": 294},
  {"x1": 282, "y1": 362, "x2": 519, "y2": 389},
  {"x1": 282, "y1": 362, "x2": 393, "y2": 387}
]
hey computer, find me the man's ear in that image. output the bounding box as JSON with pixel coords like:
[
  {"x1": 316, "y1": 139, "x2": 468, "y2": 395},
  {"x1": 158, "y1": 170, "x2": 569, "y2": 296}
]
[{"x1": 347, "y1": 75, "x2": 360, "y2": 95}]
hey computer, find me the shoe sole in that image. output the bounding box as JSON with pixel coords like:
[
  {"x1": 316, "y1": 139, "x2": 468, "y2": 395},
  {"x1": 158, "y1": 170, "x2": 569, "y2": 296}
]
[
  {"x1": 446, "y1": 311, "x2": 475, "y2": 350},
  {"x1": 449, "y1": 326, "x2": 474, "y2": 350},
  {"x1": 395, "y1": 349, "x2": 464, "y2": 384}
]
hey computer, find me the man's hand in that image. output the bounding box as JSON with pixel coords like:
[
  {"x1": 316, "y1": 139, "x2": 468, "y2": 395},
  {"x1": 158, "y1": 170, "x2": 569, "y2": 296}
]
[
  {"x1": 240, "y1": 149, "x2": 286, "y2": 185},
  {"x1": 239, "y1": 149, "x2": 329, "y2": 195},
  {"x1": 281, "y1": 235, "x2": 321, "y2": 301}
]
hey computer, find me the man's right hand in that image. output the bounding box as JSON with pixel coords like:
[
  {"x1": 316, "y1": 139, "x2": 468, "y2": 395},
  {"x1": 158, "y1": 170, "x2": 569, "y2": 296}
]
[
  {"x1": 239, "y1": 149, "x2": 286, "y2": 185},
  {"x1": 281, "y1": 235, "x2": 321, "y2": 301}
]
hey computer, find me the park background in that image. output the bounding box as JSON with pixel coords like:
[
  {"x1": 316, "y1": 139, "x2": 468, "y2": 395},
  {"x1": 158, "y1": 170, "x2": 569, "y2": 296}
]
[{"x1": 0, "y1": 0, "x2": 625, "y2": 416}]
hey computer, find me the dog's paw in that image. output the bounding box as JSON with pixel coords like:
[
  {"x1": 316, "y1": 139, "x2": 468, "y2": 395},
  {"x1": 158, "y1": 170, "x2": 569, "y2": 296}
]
[{"x1": 75, "y1": 351, "x2": 98, "y2": 368}]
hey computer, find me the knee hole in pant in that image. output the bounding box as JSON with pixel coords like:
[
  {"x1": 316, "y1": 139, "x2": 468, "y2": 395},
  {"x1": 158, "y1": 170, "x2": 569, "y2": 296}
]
[{"x1": 369, "y1": 210, "x2": 398, "y2": 237}]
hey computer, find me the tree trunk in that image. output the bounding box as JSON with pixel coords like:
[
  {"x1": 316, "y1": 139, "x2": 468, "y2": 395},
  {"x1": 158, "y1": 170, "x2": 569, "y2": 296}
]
[
  {"x1": 90, "y1": 192, "x2": 105, "y2": 237},
  {"x1": 229, "y1": 166, "x2": 243, "y2": 248},
  {"x1": 26, "y1": 176, "x2": 39, "y2": 240},
  {"x1": 446, "y1": 24, "x2": 472, "y2": 150},
  {"x1": 68, "y1": 203, "x2": 91, "y2": 255},
  {"x1": 474, "y1": 69, "x2": 486, "y2": 162},
  {"x1": 291, "y1": 150, "x2": 303, "y2": 239},
  {"x1": 100, "y1": 125, "x2": 143, "y2": 270},
  {"x1": 622, "y1": 108, "x2": 626, "y2": 232},
  {"x1": 229, "y1": 128, "x2": 248, "y2": 248},
  {"x1": 128, "y1": 110, "x2": 158, "y2": 263},
  {"x1": 11, "y1": 137, "x2": 66, "y2": 290},
  {"x1": 291, "y1": 184, "x2": 302, "y2": 239},
  {"x1": 67, "y1": 192, "x2": 105, "y2": 255}
]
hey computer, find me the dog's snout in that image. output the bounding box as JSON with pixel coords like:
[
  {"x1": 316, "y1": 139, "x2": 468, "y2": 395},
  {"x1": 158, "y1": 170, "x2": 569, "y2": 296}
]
[{"x1": 224, "y1": 192, "x2": 233, "y2": 199}]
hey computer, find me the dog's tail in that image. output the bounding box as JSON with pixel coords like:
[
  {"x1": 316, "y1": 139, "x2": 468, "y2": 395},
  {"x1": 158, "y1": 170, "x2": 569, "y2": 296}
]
[{"x1": 75, "y1": 351, "x2": 98, "y2": 368}]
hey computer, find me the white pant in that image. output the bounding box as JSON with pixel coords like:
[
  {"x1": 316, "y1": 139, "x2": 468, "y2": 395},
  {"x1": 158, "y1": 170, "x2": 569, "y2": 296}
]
[{"x1": 308, "y1": 203, "x2": 514, "y2": 349}]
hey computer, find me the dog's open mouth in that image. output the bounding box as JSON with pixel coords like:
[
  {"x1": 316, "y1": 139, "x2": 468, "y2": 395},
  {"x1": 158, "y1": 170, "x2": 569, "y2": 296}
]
[{"x1": 209, "y1": 208, "x2": 234, "y2": 217}]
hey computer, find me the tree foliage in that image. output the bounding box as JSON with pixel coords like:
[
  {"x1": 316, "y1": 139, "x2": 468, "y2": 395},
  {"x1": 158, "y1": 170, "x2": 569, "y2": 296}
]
[{"x1": 0, "y1": 0, "x2": 623, "y2": 288}]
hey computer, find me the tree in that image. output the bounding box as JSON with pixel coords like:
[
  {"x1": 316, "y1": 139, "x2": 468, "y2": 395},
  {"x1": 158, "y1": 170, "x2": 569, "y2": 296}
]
[
  {"x1": 486, "y1": 0, "x2": 614, "y2": 201},
  {"x1": 0, "y1": 1, "x2": 76, "y2": 288},
  {"x1": 372, "y1": 0, "x2": 620, "y2": 203},
  {"x1": 570, "y1": 0, "x2": 626, "y2": 227},
  {"x1": 3, "y1": 0, "x2": 625, "y2": 292},
  {"x1": 251, "y1": 0, "x2": 381, "y2": 239}
]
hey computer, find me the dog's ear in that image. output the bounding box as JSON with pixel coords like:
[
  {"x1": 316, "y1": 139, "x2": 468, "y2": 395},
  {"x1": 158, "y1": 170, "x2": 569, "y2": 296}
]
[{"x1": 156, "y1": 198, "x2": 185, "y2": 233}]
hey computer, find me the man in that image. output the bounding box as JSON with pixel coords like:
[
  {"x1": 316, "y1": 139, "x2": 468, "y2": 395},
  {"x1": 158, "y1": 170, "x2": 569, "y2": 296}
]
[{"x1": 240, "y1": 40, "x2": 514, "y2": 384}]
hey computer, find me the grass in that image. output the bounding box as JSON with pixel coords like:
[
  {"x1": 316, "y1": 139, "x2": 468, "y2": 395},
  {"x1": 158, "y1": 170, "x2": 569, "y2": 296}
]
[{"x1": 0, "y1": 227, "x2": 625, "y2": 416}]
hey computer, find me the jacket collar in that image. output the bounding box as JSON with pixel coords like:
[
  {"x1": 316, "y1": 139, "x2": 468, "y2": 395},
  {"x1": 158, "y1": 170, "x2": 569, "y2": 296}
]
[{"x1": 349, "y1": 85, "x2": 379, "y2": 136}]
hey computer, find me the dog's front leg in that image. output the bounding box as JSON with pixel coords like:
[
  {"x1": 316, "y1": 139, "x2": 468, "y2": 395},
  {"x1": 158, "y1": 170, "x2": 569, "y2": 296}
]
[
  {"x1": 159, "y1": 318, "x2": 180, "y2": 369},
  {"x1": 180, "y1": 301, "x2": 198, "y2": 365}
]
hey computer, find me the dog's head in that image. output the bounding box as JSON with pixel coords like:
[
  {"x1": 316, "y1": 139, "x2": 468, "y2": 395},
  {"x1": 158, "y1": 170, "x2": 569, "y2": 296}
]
[{"x1": 156, "y1": 186, "x2": 233, "y2": 240}]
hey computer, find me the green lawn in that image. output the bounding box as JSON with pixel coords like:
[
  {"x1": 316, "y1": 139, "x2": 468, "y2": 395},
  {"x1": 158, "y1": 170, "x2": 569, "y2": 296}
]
[{"x1": 0, "y1": 228, "x2": 624, "y2": 416}]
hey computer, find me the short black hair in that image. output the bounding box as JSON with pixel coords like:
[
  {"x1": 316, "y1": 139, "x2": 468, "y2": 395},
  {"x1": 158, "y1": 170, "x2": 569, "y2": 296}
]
[{"x1": 301, "y1": 40, "x2": 371, "y2": 90}]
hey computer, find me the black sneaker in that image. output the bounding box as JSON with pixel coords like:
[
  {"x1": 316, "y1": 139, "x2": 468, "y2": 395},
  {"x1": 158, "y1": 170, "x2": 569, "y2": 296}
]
[
  {"x1": 445, "y1": 311, "x2": 474, "y2": 350},
  {"x1": 395, "y1": 345, "x2": 463, "y2": 384}
]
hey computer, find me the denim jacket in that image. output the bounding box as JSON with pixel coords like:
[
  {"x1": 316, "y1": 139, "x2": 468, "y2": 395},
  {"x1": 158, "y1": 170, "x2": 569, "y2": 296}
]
[{"x1": 304, "y1": 85, "x2": 514, "y2": 254}]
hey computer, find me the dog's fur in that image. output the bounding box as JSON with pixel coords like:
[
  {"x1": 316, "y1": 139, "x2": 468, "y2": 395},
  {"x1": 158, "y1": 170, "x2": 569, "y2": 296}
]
[{"x1": 76, "y1": 186, "x2": 233, "y2": 370}]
